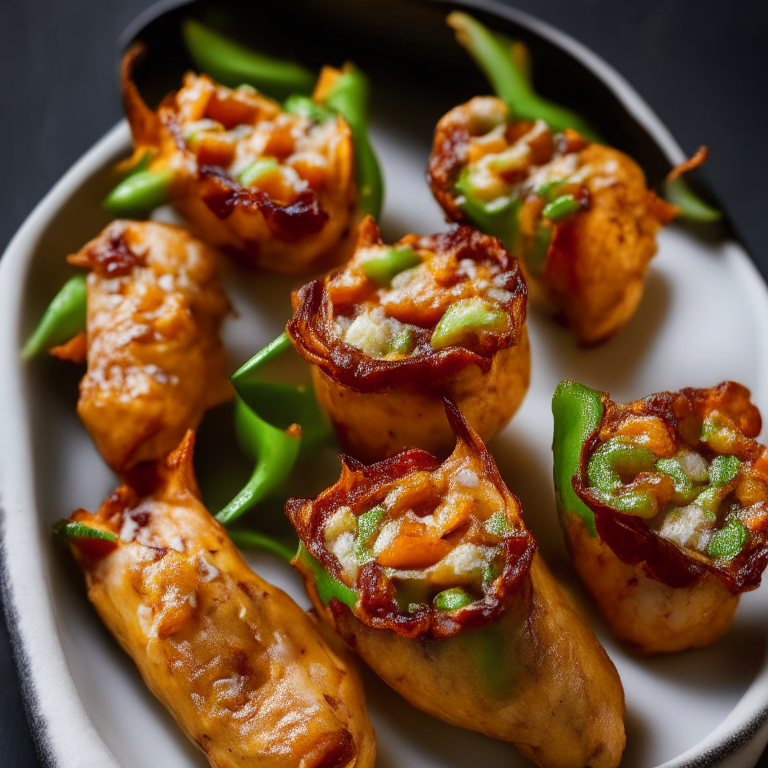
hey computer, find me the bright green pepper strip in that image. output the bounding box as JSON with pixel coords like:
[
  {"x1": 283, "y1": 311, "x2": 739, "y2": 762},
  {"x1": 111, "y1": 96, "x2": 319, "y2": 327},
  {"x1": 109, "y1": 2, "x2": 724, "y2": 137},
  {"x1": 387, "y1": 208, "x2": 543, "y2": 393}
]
[
  {"x1": 22, "y1": 274, "x2": 87, "y2": 360},
  {"x1": 360, "y1": 245, "x2": 420, "y2": 286},
  {"x1": 388, "y1": 329, "x2": 414, "y2": 355},
  {"x1": 542, "y1": 194, "x2": 580, "y2": 221},
  {"x1": 430, "y1": 297, "x2": 508, "y2": 350},
  {"x1": 709, "y1": 455, "x2": 741, "y2": 486},
  {"x1": 230, "y1": 333, "x2": 330, "y2": 449},
  {"x1": 228, "y1": 528, "x2": 297, "y2": 562},
  {"x1": 695, "y1": 486, "x2": 726, "y2": 514},
  {"x1": 354, "y1": 506, "x2": 386, "y2": 564},
  {"x1": 662, "y1": 176, "x2": 722, "y2": 223},
  {"x1": 448, "y1": 12, "x2": 601, "y2": 142},
  {"x1": 707, "y1": 516, "x2": 748, "y2": 559},
  {"x1": 535, "y1": 178, "x2": 568, "y2": 202},
  {"x1": 454, "y1": 169, "x2": 521, "y2": 249},
  {"x1": 283, "y1": 94, "x2": 335, "y2": 124},
  {"x1": 296, "y1": 543, "x2": 358, "y2": 609},
  {"x1": 434, "y1": 587, "x2": 473, "y2": 611},
  {"x1": 239, "y1": 157, "x2": 279, "y2": 187},
  {"x1": 103, "y1": 168, "x2": 173, "y2": 217},
  {"x1": 182, "y1": 18, "x2": 315, "y2": 98},
  {"x1": 552, "y1": 380, "x2": 606, "y2": 536},
  {"x1": 323, "y1": 65, "x2": 383, "y2": 220},
  {"x1": 215, "y1": 396, "x2": 301, "y2": 525},
  {"x1": 52, "y1": 520, "x2": 117, "y2": 542},
  {"x1": 587, "y1": 438, "x2": 656, "y2": 494}
]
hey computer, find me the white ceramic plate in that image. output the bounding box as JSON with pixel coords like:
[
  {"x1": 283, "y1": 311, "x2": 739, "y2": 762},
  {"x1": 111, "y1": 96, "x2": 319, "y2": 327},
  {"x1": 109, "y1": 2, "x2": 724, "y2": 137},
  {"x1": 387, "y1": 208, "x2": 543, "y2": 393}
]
[{"x1": 2, "y1": 1, "x2": 768, "y2": 766}]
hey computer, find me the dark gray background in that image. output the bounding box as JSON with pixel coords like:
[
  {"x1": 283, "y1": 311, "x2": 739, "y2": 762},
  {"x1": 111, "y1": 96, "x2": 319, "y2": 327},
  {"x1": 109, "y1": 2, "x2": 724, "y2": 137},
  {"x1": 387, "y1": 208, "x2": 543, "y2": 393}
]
[{"x1": 1, "y1": 1, "x2": 767, "y2": 766}]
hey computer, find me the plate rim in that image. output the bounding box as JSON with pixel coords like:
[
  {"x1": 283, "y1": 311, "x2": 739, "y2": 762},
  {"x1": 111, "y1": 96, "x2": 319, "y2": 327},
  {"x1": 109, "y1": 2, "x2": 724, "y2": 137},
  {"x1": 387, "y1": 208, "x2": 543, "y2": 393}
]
[{"x1": 2, "y1": 0, "x2": 768, "y2": 765}]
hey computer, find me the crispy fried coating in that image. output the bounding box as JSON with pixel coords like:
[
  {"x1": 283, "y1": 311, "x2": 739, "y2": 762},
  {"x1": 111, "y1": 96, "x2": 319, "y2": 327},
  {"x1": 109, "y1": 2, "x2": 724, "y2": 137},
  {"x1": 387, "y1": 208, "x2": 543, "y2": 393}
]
[
  {"x1": 566, "y1": 382, "x2": 768, "y2": 653},
  {"x1": 67, "y1": 432, "x2": 376, "y2": 768},
  {"x1": 428, "y1": 96, "x2": 677, "y2": 344},
  {"x1": 287, "y1": 404, "x2": 625, "y2": 768},
  {"x1": 122, "y1": 47, "x2": 357, "y2": 273},
  {"x1": 288, "y1": 217, "x2": 530, "y2": 462},
  {"x1": 68, "y1": 220, "x2": 231, "y2": 472}
]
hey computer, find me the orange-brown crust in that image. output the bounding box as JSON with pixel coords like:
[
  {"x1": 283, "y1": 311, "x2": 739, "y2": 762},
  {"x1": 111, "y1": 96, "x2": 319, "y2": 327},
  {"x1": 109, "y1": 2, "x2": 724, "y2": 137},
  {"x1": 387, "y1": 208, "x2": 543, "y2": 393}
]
[
  {"x1": 428, "y1": 96, "x2": 678, "y2": 344},
  {"x1": 121, "y1": 46, "x2": 357, "y2": 273},
  {"x1": 576, "y1": 382, "x2": 768, "y2": 593},
  {"x1": 68, "y1": 431, "x2": 376, "y2": 768},
  {"x1": 286, "y1": 402, "x2": 536, "y2": 640},
  {"x1": 70, "y1": 220, "x2": 231, "y2": 473}
]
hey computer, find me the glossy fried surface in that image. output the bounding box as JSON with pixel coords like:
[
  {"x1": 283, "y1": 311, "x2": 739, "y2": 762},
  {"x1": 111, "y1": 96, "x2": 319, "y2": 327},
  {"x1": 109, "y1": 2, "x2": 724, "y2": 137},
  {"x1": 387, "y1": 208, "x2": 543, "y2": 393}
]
[
  {"x1": 568, "y1": 381, "x2": 768, "y2": 653},
  {"x1": 287, "y1": 405, "x2": 625, "y2": 768},
  {"x1": 122, "y1": 47, "x2": 357, "y2": 272},
  {"x1": 67, "y1": 432, "x2": 375, "y2": 768},
  {"x1": 288, "y1": 217, "x2": 530, "y2": 460},
  {"x1": 66, "y1": 220, "x2": 230, "y2": 472},
  {"x1": 429, "y1": 96, "x2": 677, "y2": 344}
]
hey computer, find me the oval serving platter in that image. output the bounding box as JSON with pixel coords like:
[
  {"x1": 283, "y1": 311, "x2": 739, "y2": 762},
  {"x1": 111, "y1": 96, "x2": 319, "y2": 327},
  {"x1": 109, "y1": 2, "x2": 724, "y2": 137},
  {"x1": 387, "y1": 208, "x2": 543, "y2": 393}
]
[{"x1": 2, "y1": 1, "x2": 768, "y2": 767}]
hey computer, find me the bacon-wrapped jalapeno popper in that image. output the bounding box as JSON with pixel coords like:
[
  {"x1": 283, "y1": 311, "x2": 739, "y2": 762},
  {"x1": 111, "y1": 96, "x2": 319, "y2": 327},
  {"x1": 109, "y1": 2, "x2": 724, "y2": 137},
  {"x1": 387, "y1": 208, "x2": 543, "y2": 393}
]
[
  {"x1": 287, "y1": 216, "x2": 530, "y2": 462},
  {"x1": 286, "y1": 402, "x2": 625, "y2": 768},
  {"x1": 553, "y1": 380, "x2": 768, "y2": 654},
  {"x1": 64, "y1": 431, "x2": 376, "y2": 768},
  {"x1": 116, "y1": 44, "x2": 365, "y2": 273},
  {"x1": 48, "y1": 220, "x2": 230, "y2": 473},
  {"x1": 428, "y1": 14, "x2": 679, "y2": 344}
]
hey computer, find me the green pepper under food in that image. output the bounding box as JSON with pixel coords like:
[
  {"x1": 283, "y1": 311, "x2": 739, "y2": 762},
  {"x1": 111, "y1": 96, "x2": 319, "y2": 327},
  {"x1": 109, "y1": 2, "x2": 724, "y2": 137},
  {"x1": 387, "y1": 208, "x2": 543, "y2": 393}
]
[
  {"x1": 22, "y1": 274, "x2": 87, "y2": 360},
  {"x1": 217, "y1": 333, "x2": 332, "y2": 524},
  {"x1": 434, "y1": 587, "x2": 473, "y2": 611},
  {"x1": 447, "y1": 12, "x2": 601, "y2": 142},
  {"x1": 524, "y1": 222, "x2": 552, "y2": 277},
  {"x1": 215, "y1": 395, "x2": 302, "y2": 525},
  {"x1": 656, "y1": 457, "x2": 697, "y2": 503},
  {"x1": 388, "y1": 328, "x2": 414, "y2": 355},
  {"x1": 323, "y1": 65, "x2": 383, "y2": 220},
  {"x1": 707, "y1": 516, "x2": 749, "y2": 559},
  {"x1": 662, "y1": 175, "x2": 722, "y2": 223},
  {"x1": 103, "y1": 168, "x2": 173, "y2": 217},
  {"x1": 430, "y1": 297, "x2": 508, "y2": 350},
  {"x1": 52, "y1": 520, "x2": 117, "y2": 542},
  {"x1": 542, "y1": 194, "x2": 580, "y2": 221},
  {"x1": 457, "y1": 623, "x2": 513, "y2": 699},
  {"x1": 227, "y1": 528, "x2": 297, "y2": 562},
  {"x1": 485, "y1": 511, "x2": 510, "y2": 537},
  {"x1": 297, "y1": 543, "x2": 358, "y2": 609},
  {"x1": 360, "y1": 245, "x2": 420, "y2": 286},
  {"x1": 552, "y1": 380, "x2": 607, "y2": 536},
  {"x1": 182, "y1": 18, "x2": 315, "y2": 99}
]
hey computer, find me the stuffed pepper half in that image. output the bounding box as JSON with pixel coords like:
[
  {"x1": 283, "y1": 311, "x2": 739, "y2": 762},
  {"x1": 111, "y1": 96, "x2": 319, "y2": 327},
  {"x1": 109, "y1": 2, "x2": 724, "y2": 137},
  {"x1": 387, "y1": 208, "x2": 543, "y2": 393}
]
[
  {"x1": 116, "y1": 44, "x2": 365, "y2": 273},
  {"x1": 47, "y1": 220, "x2": 230, "y2": 473},
  {"x1": 553, "y1": 380, "x2": 768, "y2": 653},
  {"x1": 62, "y1": 431, "x2": 375, "y2": 768},
  {"x1": 429, "y1": 96, "x2": 677, "y2": 344},
  {"x1": 287, "y1": 216, "x2": 530, "y2": 462},
  {"x1": 286, "y1": 402, "x2": 625, "y2": 768}
]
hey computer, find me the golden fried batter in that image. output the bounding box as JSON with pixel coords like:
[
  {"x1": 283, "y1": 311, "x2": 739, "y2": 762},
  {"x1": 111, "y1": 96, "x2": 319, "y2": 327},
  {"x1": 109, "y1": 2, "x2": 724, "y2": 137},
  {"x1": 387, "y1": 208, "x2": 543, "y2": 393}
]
[
  {"x1": 67, "y1": 432, "x2": 376, "y2": 768},
  {"x1": 67, "y1": 220, "x2": 231, "y2": 472}
]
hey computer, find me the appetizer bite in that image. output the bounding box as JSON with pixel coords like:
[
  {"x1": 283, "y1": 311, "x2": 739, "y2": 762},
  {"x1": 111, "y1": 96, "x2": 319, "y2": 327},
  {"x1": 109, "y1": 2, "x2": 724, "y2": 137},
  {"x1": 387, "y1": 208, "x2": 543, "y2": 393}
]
[
  {"x1": 61, "y1": 431, "x2": 376, "y2": 768},
  {"x1": 46, "y1": 220, "x2": 230, "y2": 473},
  {"x1": 286, "y1": 402, "x2": 625, "y2": 768},
  {"x1": 114, "y1": 40, "x2": 376, "y2": 273},
  {"x1": 287, "y1": 216, "x2": 530, "y2": 462},
  {"x1": 552, "y1": 380, "x2": 768, "y2": 654},
  {"x1": 428, "y1": 13, "x2": 679, "y2": 344}
]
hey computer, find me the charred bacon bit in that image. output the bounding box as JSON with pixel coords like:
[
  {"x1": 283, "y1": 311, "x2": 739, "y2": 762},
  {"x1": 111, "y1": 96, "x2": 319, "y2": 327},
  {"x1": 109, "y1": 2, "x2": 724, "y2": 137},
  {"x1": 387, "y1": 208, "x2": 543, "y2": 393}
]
[{"x1": 68, "y1": 228, "x2": 144, "y2": 277}]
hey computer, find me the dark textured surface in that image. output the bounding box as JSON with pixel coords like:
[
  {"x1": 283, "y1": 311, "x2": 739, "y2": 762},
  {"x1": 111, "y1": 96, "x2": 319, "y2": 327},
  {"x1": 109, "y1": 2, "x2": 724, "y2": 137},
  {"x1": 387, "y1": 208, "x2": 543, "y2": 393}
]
[{"x1": 1, "y1": 1, "x2": 766, "y2": 766}]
